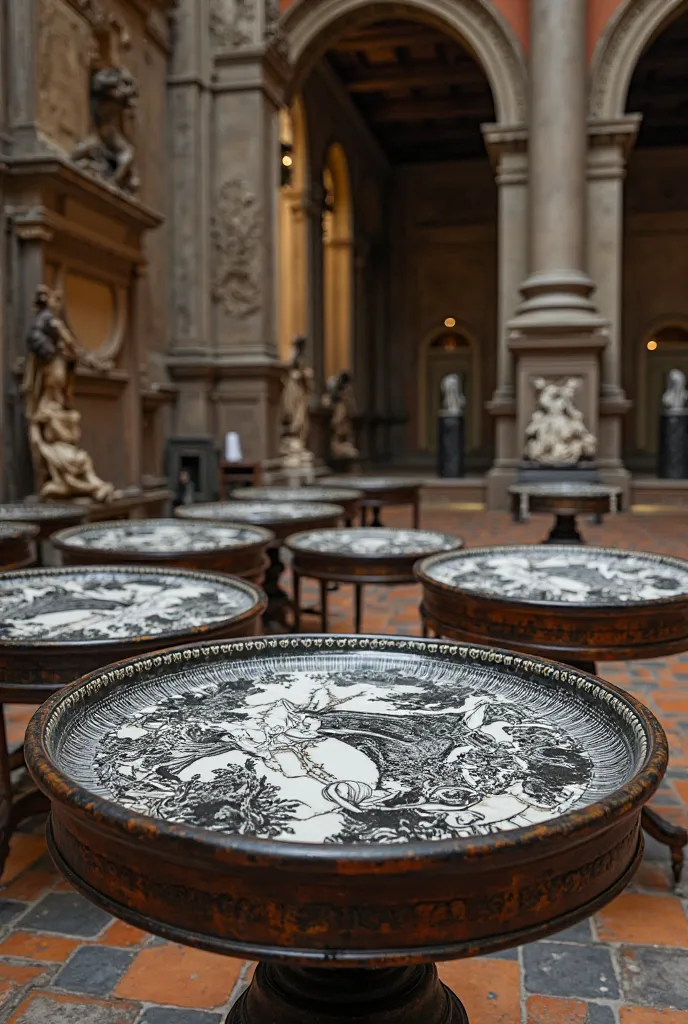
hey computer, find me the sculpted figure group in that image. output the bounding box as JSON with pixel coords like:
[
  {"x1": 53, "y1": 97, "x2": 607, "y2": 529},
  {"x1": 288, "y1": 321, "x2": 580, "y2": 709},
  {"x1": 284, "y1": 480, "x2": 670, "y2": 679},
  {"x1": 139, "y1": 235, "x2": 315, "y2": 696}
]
[
  {"x1": 23, "y1": 286, "x2": 115, "y2": 502},
  {"x1": 524, "y1": 377, "x2": 597, "y2": 467}
]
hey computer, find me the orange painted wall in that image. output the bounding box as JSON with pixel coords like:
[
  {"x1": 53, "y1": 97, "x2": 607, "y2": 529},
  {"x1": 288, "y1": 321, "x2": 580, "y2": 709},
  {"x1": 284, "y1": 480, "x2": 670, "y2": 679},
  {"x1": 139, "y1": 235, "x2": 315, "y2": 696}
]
[
  {"x1": 587, "y1": 0, "x2": 626, "y2": 60},
  {"x1": 279, "y1": 0, "x2": 530, "y2": 53}
]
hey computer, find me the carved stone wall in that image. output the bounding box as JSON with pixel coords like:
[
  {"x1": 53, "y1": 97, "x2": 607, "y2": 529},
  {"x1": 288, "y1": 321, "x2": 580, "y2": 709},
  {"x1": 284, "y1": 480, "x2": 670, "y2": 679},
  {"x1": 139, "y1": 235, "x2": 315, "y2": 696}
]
[{"x1": 1, "y1": 0, "x2": 174, "y2": 500}]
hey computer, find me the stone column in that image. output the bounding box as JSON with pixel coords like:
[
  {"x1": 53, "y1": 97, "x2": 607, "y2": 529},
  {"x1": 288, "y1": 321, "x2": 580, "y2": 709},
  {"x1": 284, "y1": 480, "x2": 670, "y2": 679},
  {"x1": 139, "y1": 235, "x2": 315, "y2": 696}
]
[
  {"x1": 168, "y1": 0, "x2": 288, "y2": 461},
  {"x1": 496, "y1": 0, "x2": 624, "y2": 507},
  {"x1": 483, "y1": 126, "x2": 528, "y2": 508},
  {"x1": 587, "y1": 117, "x2": 639, "y2": 471},
  {"x1": 517, "y1": 0, "x2": 599, "y2": 323}
]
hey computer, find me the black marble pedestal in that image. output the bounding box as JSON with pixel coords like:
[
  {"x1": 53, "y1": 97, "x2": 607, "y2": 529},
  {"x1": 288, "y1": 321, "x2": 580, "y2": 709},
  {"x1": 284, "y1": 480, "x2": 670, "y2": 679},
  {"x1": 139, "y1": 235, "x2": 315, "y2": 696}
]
[
  {"x1": 437, "y1": 415, "x2": 464, "y2": 479},
  {"x1": 658, "y1": 413, "x2": 688, "y2": 479}
]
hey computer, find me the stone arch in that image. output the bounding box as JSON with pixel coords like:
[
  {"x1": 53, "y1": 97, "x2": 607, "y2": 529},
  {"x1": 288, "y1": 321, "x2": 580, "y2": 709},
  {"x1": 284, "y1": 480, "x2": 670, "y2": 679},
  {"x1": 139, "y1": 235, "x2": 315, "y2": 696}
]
[
  {"x1": 590, "y1": 0, "x2": 688, "y2": 118},
  {"x1": 282, "y1": 0, "x2": 528, "y2": 125},
  {"x1": 636, "y1": 317, "x2": 688, "y2": 452},
  {"x1": 417, "y1": 322, "x2": 481, "y2": 454}
]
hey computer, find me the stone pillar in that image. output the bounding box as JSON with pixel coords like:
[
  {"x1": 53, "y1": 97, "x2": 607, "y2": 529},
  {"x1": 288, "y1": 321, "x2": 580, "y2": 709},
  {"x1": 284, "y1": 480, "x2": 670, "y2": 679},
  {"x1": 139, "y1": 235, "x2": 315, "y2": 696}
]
[
  {"x1": 483, "y1": 126, "x2": 528, "y2": 508},
  {"x1": 168, "y1": 0, "x2": 289, "y2": 462},
  {"x1": 517, "y1": 0, "x2": 598, "y2": 323},
  {"x1": 496, "y1": 0, "x2": 623, "y2": 508},
  {"x1": 587, "y1": 117, "x2": 639, "y2": 473}
]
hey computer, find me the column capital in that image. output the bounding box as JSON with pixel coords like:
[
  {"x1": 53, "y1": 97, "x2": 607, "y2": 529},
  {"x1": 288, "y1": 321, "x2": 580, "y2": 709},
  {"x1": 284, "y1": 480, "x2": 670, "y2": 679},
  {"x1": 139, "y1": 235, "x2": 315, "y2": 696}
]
[
  {"x1": 482, "y1": 123, "x2": 528, "y2": 181},
  {"x1": 587, "y1": 114, "x2": 641, "y2": 181}
]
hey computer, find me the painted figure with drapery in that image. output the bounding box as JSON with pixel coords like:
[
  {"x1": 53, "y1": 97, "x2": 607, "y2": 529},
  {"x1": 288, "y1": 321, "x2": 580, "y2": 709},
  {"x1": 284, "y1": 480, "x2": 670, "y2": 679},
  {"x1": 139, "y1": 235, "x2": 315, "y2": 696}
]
[{"x1": 22, "y1": 286, "x2": 115, "y2": 502}]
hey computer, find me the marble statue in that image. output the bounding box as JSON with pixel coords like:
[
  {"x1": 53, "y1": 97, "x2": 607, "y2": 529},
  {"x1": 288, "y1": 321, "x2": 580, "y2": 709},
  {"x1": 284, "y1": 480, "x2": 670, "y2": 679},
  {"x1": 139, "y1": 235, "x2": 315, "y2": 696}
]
[
  {"x1": 524, "y1": 377, "x2": 597, "y2": 466},
  {"x1": 323, "y1": 371, "x2": 359, "y2": 460},
  {"x1": 280, "y1": 336, "x2": 314, "y2": 468},
  {"x1": 440, "y1": 373, "x2": 466, "y2": 416},
  {"x1": 72, "y1": 66, "x2": 139, "y2": 195},
  {"x1": 22, "y1": 286, "x2": 115, "y2": 502},
  {"x1": 662, "y1": 369, "x2": 688, "y2": 413}
]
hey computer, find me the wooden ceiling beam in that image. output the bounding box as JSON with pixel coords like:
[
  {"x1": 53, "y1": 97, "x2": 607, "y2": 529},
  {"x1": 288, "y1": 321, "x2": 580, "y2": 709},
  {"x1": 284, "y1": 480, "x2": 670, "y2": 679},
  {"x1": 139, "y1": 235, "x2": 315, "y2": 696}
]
[
  {"x1": 344, "y1": 64, "x2": 483, "y2": 92},
  {"x1": 364, "y1": 98, "x2": 492, "y2": 122},
  {"x1": 329, "y1": 27, "x2": 446, "y2": 51}
]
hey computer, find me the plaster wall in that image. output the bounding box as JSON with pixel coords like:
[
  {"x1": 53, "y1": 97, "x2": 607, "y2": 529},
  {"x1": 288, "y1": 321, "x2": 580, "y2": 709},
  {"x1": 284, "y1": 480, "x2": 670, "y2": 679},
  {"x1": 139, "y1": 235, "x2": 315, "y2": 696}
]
[
  {"x1": 389, "y1": 160, "x2": 497, "y2": 466},
  {"x1": 622, "y1": 147, "x2": 688, "y2": 461}
]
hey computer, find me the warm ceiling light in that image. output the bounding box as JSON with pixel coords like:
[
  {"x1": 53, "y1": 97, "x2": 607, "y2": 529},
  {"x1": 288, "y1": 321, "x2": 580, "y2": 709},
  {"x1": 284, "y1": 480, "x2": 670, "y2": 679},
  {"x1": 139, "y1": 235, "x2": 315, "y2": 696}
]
[
  {"x1": 282, "y1": 153, "x2": 293, "y2": 167},
  {"x1": 647, "y1": 340, "x2": 658, "y2": 351},
  {"x1": 444, "y1": 317, "x2": 456, "y2": 328}
]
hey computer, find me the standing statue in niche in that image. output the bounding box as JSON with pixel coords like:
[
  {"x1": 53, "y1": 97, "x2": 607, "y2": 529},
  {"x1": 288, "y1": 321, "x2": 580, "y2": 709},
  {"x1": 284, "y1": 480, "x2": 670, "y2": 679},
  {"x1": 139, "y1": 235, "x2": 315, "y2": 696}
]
[
  {"x1": 22, "y1": 286, "x2": 115, "y2": 502},
  {"x1": 524, "y1": 377, "x2": 597, "y2": 466},
  {"x1": 662, "y1": 369, "x2": 688, "y2": 413},
  {"x1": 280, "y1": 336, "x2": 314, "y2": 468},
  {"x1": 72, "y1": 65, "x2": 140, "y2": 195},
  {"x1": 323, "y1": 371, "x2": 359, "y2": 461},
  {"x1": 440, "y1": 373, "x2": 466, "y2": 416}
]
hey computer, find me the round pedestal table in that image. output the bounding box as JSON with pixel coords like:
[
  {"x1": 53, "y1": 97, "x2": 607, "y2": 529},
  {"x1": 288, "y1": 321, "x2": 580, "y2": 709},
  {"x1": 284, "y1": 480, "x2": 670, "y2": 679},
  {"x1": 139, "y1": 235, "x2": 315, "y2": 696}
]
[
  {"x1": 0, "y1": 501, "x2": 86, "y2": 565},
  {"x1": 320, "y1": 477, "x2": 422, "y2": 528},
  {"x1": 0, "y1": 522, "x2": 39, "y2": 570},
  {"x1": 27, "y1": 634, "x2": 666, "y2": 1024},
  {"x1": 0, "y1": 565, "x2": 266, "y2": 875},
  {"x1": 52, "y1": 518, "x2": 273, "y2": 583},
  {"x1": 176, "y1": 502, "x2": 344, "y2": 631},
  {"x1": 416, "y1": 544, "x2": 688, "y2": 882},
  {"x1": 234, "y1": 486, "x2": 363, "y2": 526},
  {"x1": 287, "y1": 528, "x2": 463, "y2": 633},
  {"x1": 509, "y1": 483, "x2": 622, "y2": 543}
]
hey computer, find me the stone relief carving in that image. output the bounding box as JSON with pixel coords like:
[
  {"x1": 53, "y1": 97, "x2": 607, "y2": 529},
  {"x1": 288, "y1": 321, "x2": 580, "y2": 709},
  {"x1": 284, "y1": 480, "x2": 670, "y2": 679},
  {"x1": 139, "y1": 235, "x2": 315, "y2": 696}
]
[
  {"x1": 38, "y1": 0, "x2": 92, "y2": 152},
  {"x1": 280, "y1": 336, "x2": 314, "y2": 469},
  {"x1": 440, "y1": 374, "x2": 466, "y2": 416},
  {"x1": 265, "y1": 0, "x2": 288, "y2": 57},
  {"x1": 210, "y1": 0, "x2": 254, "y2": 48},
  {"x1": 23, "y1": 286, "x2": 116, "y2": 503},
  {"x1": 323, "y1": 372, "x2": 359, "y2": 461},
  {"x1": 662, "y1": 369, "x2": 688, "y2": 413},
  {"x1": 211, "y1": 179, "x2": 262, "y2": 319},
  {"x1": 72, "y1": 64, "x2": 140, "y2": 194},
  {"x1": 524, "y1": 378, "x2": 597, "y2": 467}
]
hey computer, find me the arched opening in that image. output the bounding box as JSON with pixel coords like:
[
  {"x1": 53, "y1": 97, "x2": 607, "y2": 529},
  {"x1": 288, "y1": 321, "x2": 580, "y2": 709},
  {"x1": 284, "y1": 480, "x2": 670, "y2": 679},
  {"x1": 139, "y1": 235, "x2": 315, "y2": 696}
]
[
  {"x1": 620, "y1": 8, "x2": 688, "y2": 469},
  {"x1": 278, "y1": 99, "x2": 310, "y2": 361},
  {"x1": 322, "y1": 142, "x2": 354, "y2": 380},
  {"x1": 638, "y1": 323, "x2": 688, "y2": 455},
  {"x1": 283, "y1": 4, "x2": 504, "y2": 468},
  {"x1": 418, "y1": 325, "x2": 479, "y2": 453}
]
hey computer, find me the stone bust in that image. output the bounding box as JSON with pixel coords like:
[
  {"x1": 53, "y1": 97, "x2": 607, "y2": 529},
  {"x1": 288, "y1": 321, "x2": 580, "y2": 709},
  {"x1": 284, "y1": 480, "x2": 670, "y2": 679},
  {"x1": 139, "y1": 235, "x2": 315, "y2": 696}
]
[{"x1": 662, "y1": 369, "x2": 688, "y2": 413}]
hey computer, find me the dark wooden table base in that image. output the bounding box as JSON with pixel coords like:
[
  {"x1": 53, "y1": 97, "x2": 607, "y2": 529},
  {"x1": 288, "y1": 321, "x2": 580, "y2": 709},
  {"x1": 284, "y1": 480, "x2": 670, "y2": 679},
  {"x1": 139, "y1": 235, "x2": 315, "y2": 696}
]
[
  {"x1": 293, "y1": 571, "x2": 419, "y2": 634},
  {"x1": 227, "y1": 964, "x2": 467, "y2": 1023},
  {"x1": 545, "y1": 513, "x2": 585, "y2": 544}
]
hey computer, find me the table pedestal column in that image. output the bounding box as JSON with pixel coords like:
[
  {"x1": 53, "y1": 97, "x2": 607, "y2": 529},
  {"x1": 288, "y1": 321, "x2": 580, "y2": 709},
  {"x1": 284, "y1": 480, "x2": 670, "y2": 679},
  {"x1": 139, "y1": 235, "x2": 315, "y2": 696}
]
[{"x1": 227, "y1": 964, "x2": 467, "y2": 1023}]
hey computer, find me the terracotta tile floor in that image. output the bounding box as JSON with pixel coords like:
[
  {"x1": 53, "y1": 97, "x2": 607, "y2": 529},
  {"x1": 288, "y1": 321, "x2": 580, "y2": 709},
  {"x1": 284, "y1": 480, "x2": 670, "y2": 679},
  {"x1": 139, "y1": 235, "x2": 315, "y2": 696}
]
[{"x1": 1, "y1": 505, "x2": 688, "y2": 1022}]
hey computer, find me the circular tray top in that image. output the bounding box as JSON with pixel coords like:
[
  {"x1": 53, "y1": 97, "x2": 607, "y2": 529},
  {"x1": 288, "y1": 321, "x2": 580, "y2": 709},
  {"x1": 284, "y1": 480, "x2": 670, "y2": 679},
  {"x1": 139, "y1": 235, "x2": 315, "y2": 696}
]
[
  {"x1": 0, "y1": 521, "x2": 40, "y2": 541},
  {"x1": 53, "y1": 518, "x2": 272, "y2": 555},
  {"x1": 29, "y1": 635, "x2": 665, "y2": 961},
  {"x1": 0, "y1": 501, "x2": 85, "y2": 523},
  {"x1": 234, "y1": 487, "x2": 363, "y2": 504},
  {"x1": 176, "y1": 501, "x2": 344, "y2": 526},
  {"x1": 35, "y1": 636, "x2": 657, "y2": 846},
  {"x1": 509, "y1": 483, "x2": 622, "y2": 498},
  {"x1": 0, "y1": 566, "x2": 263, "y2": 648},
  {"x1": 418, "y1": 545, "x2": 688, "y2": 608},
  {"x1": 321, "y1": 477, "x2": 419, "y2": 493},
  {"x1": 288, "y1": 528, "x2": 462, "y2": 561}
]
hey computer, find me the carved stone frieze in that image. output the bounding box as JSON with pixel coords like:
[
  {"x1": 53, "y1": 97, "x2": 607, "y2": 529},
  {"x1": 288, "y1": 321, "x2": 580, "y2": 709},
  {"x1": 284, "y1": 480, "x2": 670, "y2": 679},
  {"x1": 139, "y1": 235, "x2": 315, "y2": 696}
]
[
  {"x1": 211, "y1": 179, "x2": 262, "y2": 319},
  {"x1": 210, "y1": 0, "x2": 255, "y2": 49}
]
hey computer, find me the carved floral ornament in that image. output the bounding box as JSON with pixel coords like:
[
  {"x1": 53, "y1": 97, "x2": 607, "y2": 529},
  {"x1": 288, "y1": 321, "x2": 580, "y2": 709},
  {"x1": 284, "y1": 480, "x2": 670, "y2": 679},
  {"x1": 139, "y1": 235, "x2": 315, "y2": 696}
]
[
  {"x1": 210, "y1": 0, "x2": 286, "y2": 52},
  {"x1": 211, "y1": 179, "x2": 262, "y2": 319}
]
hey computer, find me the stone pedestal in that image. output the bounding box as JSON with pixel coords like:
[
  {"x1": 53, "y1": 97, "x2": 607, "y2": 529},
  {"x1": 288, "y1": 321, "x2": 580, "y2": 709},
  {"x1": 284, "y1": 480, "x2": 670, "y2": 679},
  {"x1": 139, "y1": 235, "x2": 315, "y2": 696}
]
[
  {"x1": 437, "y1": 415, "x2": 464, "y2": 479},
  {"x1": 658, "y1": 413, "x2": 688, "y2": 479}
]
